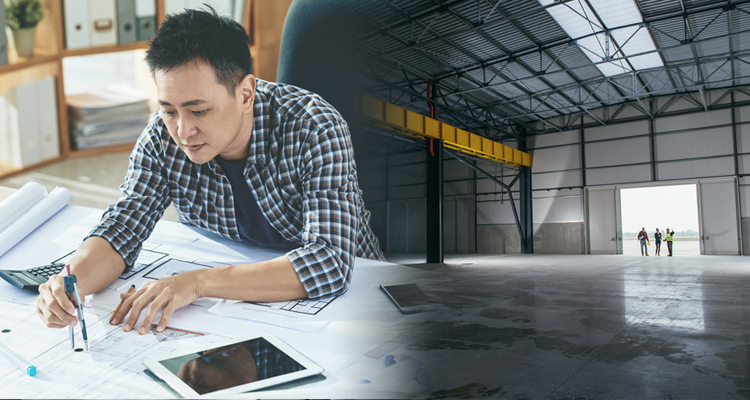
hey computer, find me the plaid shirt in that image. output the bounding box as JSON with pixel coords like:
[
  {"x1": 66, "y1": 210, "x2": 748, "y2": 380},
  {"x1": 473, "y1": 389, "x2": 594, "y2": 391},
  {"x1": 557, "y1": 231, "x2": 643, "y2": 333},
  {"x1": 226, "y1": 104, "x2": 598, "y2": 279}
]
[{"x1": 87, "y1": 79, "x2": 384, "y2": 298}]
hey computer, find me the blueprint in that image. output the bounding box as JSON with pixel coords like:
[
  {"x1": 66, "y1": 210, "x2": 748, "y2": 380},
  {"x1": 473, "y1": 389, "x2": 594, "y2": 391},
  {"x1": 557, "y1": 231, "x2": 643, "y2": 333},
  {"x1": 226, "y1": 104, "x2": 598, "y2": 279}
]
[{"x1": 0, "y1": 299, "x2": 218, "y2": 399}]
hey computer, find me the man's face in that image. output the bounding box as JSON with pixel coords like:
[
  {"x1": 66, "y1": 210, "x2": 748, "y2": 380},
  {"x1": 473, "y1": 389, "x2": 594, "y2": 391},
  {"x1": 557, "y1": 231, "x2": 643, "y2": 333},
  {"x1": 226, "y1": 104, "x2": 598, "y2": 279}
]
[{"x1": 155, "y1": 62, "x2": 256, "y2": 164}]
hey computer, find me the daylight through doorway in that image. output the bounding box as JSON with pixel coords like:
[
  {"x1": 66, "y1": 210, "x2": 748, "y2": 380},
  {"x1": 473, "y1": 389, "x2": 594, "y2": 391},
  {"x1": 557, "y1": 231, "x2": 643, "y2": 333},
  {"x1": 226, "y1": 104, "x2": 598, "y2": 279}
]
[{"x1": 620, "y1": 184, "x2": 700, "y2": 256}]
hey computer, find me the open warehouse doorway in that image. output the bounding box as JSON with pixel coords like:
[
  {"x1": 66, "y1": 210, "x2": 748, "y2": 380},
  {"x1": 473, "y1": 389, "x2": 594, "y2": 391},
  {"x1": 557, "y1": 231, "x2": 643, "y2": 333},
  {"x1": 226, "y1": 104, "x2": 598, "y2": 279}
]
[
  {"x1": 620, "y1": 185, "x2": 699, "y2": 256},
  {"x1": 585, "y1": 179, "x2": 741, "y2": 255}
]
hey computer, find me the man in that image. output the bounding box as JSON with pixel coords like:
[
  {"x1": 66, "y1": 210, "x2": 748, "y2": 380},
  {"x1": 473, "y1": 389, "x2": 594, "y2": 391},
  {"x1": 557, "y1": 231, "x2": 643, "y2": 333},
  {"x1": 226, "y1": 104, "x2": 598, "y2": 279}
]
[
  {"x1": 36, "y1": 8, "x2": 383, "y2": 335},
  {"x1": 637, "y1": 227, "x2": 649, "y2": 256},
  {"x1": 665, "y1": 228, "x2": 674, "y2": 256},
  {"x1": 654, "y1": 228, "x2": 662, "y2": 256}
]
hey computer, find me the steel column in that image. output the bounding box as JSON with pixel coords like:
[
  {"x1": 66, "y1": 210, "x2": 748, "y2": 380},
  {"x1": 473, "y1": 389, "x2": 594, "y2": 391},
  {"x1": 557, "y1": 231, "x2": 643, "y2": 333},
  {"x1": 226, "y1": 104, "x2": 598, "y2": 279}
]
[
  {"x1": 426, "y1": 140, "x2": 444, "y2": 263},
  {"x1": 519, "y1": 166, "x2": 533, "y2": 254}
]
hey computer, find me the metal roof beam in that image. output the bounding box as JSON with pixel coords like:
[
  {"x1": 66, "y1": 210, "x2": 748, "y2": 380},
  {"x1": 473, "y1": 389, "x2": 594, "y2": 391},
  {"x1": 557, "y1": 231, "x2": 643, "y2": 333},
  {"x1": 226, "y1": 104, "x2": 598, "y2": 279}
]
[{"x1": 406, "y1": 0, "x2": 750, "y2": 84}]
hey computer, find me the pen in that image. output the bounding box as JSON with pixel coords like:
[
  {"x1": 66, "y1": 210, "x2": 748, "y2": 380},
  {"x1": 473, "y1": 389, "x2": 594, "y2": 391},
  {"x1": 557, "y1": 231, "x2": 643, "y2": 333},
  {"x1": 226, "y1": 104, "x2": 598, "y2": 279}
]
[
  {"x1": 65, "y1": 264, "x2": 74, "y2": 350},
  {"x1": 0, "y1": 340, "x2": 36, "y2": 376},
  {"x1": 63, "y1": 268, "x2": 88, "y2": 351},
  {"x1": 71, "y1": 278, "x2": 88, "y2": 351},
  {"x1": 110, "y1": 284, "x2": 136, "y2": 324}
]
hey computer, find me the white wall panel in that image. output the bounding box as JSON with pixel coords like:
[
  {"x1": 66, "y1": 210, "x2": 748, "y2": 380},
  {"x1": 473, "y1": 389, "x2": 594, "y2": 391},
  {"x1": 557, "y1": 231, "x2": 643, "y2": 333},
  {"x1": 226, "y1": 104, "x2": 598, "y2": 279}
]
[
  {"x1": 617, "y1": 105, "x2": 650, "y2": 119},
  {"x1": 586, "y1": 120, "x2": 648, "y2": 141},
  {"x1": 741, "y1": 177, "x2": 750, "y2": 217},
  {"x1": 585, "y1": 137, "x2": 651, "y2": 168},
  {"x1": 654, "y1": 109, "x2": 731, "y2": 132},
  {"x1": 444, "y1": 159, "x2": 472, "y2": 180},
  {"x1": 389, "y1": 184, "x2": 425, "y2": 199},
  {"x1": 389, "y1": 151, "x2": 424, "y2": 165},
  {"x1": 531, "y1": 145, "x2": 581, "y2": 173},
  {"x1": 476, "y1": 175, "x2": 515, "y2": 193},
  {"x1": 477, "y1": 201, "x2": 515, "y2": 225},
  {"x1": 532, "y1": 171, "x2": 582, "y2": 190},
  {"x1": 533, "y1": 188, "x2": 583, "y2": 198},
  {"x1": 527, "y1": 129, "x2": 579, "y2": 148},
  {"x1": 388, "y1": 164, "x2": 424, "y2": 185},
  {"x1": 444, "y1": 180, "x2": 473, "y2": 196},
  {"x1": 657, "y1": 157, "x2": 734, "y2": 180},
  {"x1": 737, "y1": 123, "x2": 750, "y2": 153},
  {"x1": 738, "y1": 154, "x2": 750, "y2": 175},
  {"x1": 736, "y1": 106, "x2": 750, "y2": 123},
  {"x1": 533, "y1": 196, "x2": 584, "y2": 223},
  {"x1": 586, "y1": 164, "x2": 651, "y2": 185},
  {"x1": 655, "y1": 127, "x2": 733, "y2": 161},
  {"x1": 657, "y1": 97, "x2": 701, "y2": 113}
]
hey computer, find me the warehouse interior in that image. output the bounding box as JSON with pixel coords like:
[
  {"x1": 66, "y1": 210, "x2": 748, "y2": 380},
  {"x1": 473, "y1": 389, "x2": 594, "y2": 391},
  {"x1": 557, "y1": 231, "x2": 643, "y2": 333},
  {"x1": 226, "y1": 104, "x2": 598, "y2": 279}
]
[{"x1": 2, "y1": 0, "x2": 750, "y2": 397}]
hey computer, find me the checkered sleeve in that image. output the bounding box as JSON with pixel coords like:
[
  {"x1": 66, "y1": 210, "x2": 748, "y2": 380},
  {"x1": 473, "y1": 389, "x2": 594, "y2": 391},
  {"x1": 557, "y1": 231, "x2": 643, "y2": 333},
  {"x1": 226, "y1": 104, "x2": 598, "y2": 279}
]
[
  {"x1": 286, "y1": 121, "x2": 359, "y2": 299},
  {"x1": 85, "y1": 117, "x2": 171, "y2": 266}
]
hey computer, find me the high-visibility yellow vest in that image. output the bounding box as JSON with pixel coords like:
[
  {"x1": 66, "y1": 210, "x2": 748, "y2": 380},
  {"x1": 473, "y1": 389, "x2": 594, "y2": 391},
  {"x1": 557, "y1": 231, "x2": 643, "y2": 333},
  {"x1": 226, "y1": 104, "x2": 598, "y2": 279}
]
[{"x1": 665, "y1": 232, "x2": 674, "y2": 242}]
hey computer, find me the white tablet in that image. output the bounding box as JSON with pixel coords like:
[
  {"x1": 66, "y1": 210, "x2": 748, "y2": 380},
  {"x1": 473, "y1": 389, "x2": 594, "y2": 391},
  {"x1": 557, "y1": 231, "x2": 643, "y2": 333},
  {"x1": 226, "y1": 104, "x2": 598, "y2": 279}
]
[{"x1": 143, "y1": 332, "x2": 324, "y2": 398}]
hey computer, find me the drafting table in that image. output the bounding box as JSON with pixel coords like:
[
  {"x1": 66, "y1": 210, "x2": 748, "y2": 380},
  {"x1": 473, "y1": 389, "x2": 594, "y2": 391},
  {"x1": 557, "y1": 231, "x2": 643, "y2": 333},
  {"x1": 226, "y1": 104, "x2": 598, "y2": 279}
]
[{"x1": 0, "y1": 197, "x2": 433, "y2": 398}]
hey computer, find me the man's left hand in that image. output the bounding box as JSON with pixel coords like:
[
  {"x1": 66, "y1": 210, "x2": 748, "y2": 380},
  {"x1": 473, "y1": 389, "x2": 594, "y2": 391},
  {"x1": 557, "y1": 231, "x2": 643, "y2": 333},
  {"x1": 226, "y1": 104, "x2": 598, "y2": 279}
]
[{"x1": 110, "y1": 269, "x2": 203, "y2": 334}]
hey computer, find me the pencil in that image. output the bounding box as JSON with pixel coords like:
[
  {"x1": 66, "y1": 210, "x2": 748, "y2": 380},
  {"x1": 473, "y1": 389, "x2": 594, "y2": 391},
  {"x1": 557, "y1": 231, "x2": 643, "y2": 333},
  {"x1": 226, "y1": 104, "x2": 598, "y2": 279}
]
[{"x1": 109, "y1": 285, "x2": 136, "y2": 324}]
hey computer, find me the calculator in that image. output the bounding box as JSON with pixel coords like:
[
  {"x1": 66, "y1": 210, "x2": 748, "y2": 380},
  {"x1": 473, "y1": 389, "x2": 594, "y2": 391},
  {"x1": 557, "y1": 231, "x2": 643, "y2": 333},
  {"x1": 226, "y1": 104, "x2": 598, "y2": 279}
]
[{"x1": 0, "y1": 263, "x2": 66, "y2": 292}]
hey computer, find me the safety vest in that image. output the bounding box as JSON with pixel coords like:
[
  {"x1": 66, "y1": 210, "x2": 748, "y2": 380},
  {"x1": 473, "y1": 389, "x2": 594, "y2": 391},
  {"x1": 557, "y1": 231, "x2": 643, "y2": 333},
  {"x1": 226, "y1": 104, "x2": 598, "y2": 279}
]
[{"x1": 665, "y1": 232, "x2": 674, "y2": 242}]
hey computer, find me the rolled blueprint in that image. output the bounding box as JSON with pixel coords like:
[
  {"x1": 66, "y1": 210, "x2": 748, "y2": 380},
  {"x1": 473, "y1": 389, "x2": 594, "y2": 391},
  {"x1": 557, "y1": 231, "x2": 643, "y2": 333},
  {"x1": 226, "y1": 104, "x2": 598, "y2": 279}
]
[
  {"x1": 0, "y1": 186, "x2": 72, "y2": 257},
  {"x1": 0, "y1": 182, "x2": 48, "y2": 232}
]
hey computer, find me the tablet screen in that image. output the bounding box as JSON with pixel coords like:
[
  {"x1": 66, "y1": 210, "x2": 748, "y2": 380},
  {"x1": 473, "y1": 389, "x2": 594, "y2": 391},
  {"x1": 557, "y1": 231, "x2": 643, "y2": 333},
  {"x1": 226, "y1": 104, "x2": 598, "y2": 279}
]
[
  {"x1": 383, "y1": 283, "x2": 429, "y2": 308},
  {"x1": 158, "y1": 337, "x2": 306, "y2": 395}
]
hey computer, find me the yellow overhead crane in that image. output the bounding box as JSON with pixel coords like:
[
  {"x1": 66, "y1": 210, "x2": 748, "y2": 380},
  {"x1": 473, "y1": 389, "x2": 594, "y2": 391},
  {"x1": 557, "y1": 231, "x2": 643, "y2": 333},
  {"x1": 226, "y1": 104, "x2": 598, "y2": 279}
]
[{"x1": 359, "y1": 94, "x2": 532, "y2": 168}]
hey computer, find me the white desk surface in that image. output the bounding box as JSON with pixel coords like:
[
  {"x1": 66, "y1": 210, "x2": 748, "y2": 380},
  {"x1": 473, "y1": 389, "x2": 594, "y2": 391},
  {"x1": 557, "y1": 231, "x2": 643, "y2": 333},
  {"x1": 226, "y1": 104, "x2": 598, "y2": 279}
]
[{"x1": 0, "y1": 204, "x2": 433, "y2": 399}]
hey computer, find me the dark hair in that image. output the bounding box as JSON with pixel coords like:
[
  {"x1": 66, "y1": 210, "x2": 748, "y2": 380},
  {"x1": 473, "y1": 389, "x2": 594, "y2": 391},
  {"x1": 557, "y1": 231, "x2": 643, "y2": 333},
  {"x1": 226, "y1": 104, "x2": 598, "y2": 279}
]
[{"x1": 145, "y1": 6, "x2": 253, "y2": 95}]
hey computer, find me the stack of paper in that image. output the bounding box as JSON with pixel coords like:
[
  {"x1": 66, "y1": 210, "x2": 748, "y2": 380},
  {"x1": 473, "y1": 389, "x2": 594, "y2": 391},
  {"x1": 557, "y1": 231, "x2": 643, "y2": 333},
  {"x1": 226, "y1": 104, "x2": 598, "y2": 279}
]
[{"x1": 67, "y1": 83, "x2": 151, "y2": 150}]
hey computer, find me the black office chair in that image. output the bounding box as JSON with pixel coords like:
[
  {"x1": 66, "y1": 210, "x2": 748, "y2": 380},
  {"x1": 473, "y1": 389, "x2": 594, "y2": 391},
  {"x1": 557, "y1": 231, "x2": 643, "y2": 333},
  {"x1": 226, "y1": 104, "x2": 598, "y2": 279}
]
[{"x1": 276, "y1": 0, "x2": 369, "y2": 121}]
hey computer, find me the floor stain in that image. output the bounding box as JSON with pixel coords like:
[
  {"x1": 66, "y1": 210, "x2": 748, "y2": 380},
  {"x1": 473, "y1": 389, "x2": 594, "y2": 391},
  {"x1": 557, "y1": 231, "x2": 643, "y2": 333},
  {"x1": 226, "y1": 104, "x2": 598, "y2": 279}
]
[{"x1": 407, "y1": 322, "x2": 535, "y2": 350}]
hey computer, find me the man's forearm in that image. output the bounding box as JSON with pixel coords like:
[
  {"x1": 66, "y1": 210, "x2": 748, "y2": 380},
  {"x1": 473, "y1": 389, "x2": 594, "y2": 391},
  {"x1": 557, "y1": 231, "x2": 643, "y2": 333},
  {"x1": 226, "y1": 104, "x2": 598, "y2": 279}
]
[
  {"x1": 197, "y1": 255, "x2": 308, "y2": 302},
  {"x1": 67, "y1": 236, "x2": 127, "y2": 296}
]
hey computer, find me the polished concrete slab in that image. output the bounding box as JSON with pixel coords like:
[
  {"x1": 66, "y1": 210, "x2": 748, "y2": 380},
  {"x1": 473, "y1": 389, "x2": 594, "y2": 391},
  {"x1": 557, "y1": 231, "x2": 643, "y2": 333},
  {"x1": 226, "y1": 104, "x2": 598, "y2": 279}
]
[{"x1": 388, "y1": 254, "x2": 750, "y2": 399}]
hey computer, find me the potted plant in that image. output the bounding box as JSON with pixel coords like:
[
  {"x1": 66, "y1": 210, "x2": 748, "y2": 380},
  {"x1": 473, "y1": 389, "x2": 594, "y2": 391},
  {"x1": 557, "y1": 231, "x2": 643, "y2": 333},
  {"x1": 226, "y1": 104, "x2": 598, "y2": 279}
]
[{"x1": 4, "y1": 0, "x2": 44, "y2": 58}]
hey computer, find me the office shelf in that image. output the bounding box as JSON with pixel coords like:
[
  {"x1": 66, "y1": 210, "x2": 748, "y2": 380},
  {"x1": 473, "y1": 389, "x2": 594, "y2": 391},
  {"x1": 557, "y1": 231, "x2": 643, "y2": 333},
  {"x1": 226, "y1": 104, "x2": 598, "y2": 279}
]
[{"x1": 1, "y1": 0, "x2": 292, "y2": 179}]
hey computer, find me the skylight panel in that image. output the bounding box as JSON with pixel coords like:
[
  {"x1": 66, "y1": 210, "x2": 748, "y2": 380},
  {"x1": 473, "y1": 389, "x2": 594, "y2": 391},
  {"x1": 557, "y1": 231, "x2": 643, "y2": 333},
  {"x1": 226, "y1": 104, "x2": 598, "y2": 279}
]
[
  {"x1": 539, "y1": 0, "x2": 663, "y2": 76},
  {"x1": 588, "y1": 0, "x2": 643, "y2": 28}
]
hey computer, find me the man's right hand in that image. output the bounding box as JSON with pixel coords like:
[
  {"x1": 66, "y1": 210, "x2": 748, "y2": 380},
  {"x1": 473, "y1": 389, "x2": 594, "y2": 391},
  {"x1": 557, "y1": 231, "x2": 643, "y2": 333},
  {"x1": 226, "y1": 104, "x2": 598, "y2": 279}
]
[
  {"x1": 34, "y1": 237, "x2": 127, "y2": 329},
  {"x1": 36, "y1": 275, "x2": 78, "y2": 329}
]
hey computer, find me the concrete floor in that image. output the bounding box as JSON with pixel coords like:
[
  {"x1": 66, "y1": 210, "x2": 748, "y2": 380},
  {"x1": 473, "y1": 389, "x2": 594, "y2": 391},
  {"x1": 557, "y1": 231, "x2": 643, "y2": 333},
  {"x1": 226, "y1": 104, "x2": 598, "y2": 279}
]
[
  {"x1": 389, "y1": 253, "x2": 750, "y2": 399},
  {"x1": 4, "y1": 152, "x2": 750, "y2": 398}
]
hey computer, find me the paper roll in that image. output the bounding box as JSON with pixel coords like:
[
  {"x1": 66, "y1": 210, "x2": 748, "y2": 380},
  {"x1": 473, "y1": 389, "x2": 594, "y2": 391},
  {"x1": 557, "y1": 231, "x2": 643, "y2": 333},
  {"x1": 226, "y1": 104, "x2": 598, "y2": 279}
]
[
  {"x1": 0, "y1": 182, "x2": 48, "y2": 232},
  {"x1": 0, "y1": 186, "x2": 72, "y2": 257}
]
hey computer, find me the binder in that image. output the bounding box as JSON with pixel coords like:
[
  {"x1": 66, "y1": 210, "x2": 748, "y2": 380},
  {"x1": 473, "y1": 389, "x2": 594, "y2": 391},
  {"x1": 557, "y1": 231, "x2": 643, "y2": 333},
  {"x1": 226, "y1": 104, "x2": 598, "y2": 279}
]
[
  {"x1": 0, "y1": 94, "x2": 10, "y2": 162},
  {"x1": 116, "y1": 0, "x2": 137, "y2": 44},
  {"x1": 135, "y1": 0, "x2": 156, "y2": 41},
  {"x1": 164, "y1": 0, "x2": 189, "y2": 15},
  {"x1": 166, "y1": 0, "x2": 234, "y2": 18},
  {"x1": 200, "y1": 0, "x2": 234, "y2": 16},
  {"x1": 0, "y1": 1, "x2": 8, "y2": 65},
  {"x1": 36, "y1": 77, "x2": 60, "y2": 162},
  {"x1": 89, "y1": 0, "x2": 118, "y2": 46},
  {"x1": 4, "y1": 81, "x2": 41, "y2": 167},
  {"x1": 232, "y1": 0, "x2": 245, "y2": 25},
  {"x1": 63, "y1": 0, "x2": 91, "y2": 49}
]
